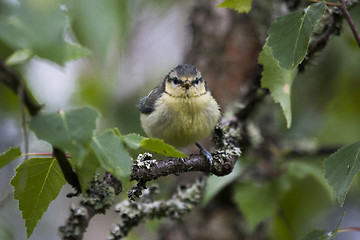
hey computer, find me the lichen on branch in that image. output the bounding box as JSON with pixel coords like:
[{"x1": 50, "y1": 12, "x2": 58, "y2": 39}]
[{"x1": 109, "y1": 178, "x2": 206, "y2": 240}]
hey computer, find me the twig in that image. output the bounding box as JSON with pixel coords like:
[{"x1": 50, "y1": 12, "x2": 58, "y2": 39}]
[
  {"x1": 338, "y1": 227, "x2": 360, "y2": 232},
  {"x1": 59, "y1": 175, "x2": 119, "y2": 240},
  {"x1": 300, "y1": 0, "x2": 360, "y2": 71},
  {"x1": 104, "y1": 171, "x2": 123, "y2": 195},
  {"x1": 338, "y1": 0, "x2": 360, "y2": 47},
  {"x1": 109, "y1": 179, "x2": 206, "y2": 240},
  {"x1": 308, "y1": 0, "x2": 340, "y2": 7},
  {"x1": 131, "y1": 153, "x2": 238, "y2": 182},
  {"x1": 0, "y1": 60, "x2": 42, "y2": 159},
  {"x1": 53, "y1": 148, "x2": 81, "y2": 193},
  {"x1": 131, "y1": 121, "x2": 241, "y2": 184},
  {"x1": 299, "y1": 6, "x2": 343, "y2": 72},
  {"x1": 18, "y1": 82, "x2": 30, "y2": 158},
  {"x1": 0, "y1": 60, "x2": 42, "y2": 116},
  {"x1": 283, "y1": 146, "x2": 340, "y2": 158},
  {"x1": 128, "y1": 180, "x2": 147, "y2": 201}
]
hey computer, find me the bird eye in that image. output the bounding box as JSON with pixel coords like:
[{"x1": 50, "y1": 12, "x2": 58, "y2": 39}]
[
  {"x1": 170, "y1": 78, "x2": 182, "y2": 88},
  {"x1": 192, "y1": 78, "x2": 202, "y2": 88},
  {"x1": 172, "y1": 78, "x2": 182, "y2": 85}
]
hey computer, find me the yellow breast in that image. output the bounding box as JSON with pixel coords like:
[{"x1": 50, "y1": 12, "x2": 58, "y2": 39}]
[{"x1": 140, "y1": 92, "x2": 220, "y2": 148}]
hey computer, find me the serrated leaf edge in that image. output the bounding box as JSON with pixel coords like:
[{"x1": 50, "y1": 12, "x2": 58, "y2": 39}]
[
  {"x1": 11, "y1": 158, "x2": 65, "y2": 238},
  {"x1": 324, "y1": 142, "x2": 360, "y2": 206},
  {"x1": 0, "y1": 146, "x2": 22, "y2": 169},
  {"x1": 91, "y1": 136, "x2": 126, "y2": 178},
  {"x1": 268, "y1": 1, "x2": 326, "y2": 70}
]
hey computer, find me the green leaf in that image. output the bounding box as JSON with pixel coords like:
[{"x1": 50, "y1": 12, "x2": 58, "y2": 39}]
[
  {"x1": 299, "y1": 230, "x2": 330, "y2": 240},
  {"x1": 30, "y1": 107, "x2": 99, "y2": 163},
  {"x1": 91, "y1": 130, "x2": 132, "y2": 182},
  {"x1": 271, "y1": 160, "x2": 334, "y2": 239},
  {"x1": 122, "y1": 133, "x2": 145, "y2": 149},
  {"x1": 0, "y1": 147, "x2": 22, "y2": 169},
  {"x1": 269, "y1": 215, "x2": 294, "y2": 240},
  {"x1": 233, "y1": 180, "x2": 279, "y2": 231},
  {"x1": 0, "y1": 0, "x2": 68, "y2": 65},
  {"x1": 122, "y1": 134, "x2": 186, "y2": 158},
  {"x1": 324, "y1": 142, "x2": 360, "y2": 206},
  {"x1": 75, "y1": 129, "x2": 133, "y2": 193},
  {"x1": 330, "y1": 211, "x2": 346, "y2": 240},
  {"x1": 285, "y1": 160, "x2": 333, "y2": 199},
  {"x1": 69, "y1": 0, "x2": 129, "y2": 62},
  {"x1": 64, "y1": 42, "x2": 92, "y2": 62},
  {"x1": 203, "y1": 162, "x2": 243, "y2": 206},
  {"x1": 140, "y1": 138, "x2": 187, "y2": 158},
  {"x1": 75, "y1": 148, "x2": 100, "y2": 195},
  {"x1": 299, "y1": 212, "x2": 345, "y2": 240},
  {"x1": 217, "y1": 0, "x2": 252, "y2": 13},
  {"x1": 259, "y1": 44, "x2": 297, "y2": 128},
  {"x1": 10, "y1": 158, "x2": 66, "y2": 238},
  {"x1": 267, "y1": 1, "x2": 326, "y2": 70},
  {"x1": 5, "y1": 49, "x2": 34, "y2": 66}
]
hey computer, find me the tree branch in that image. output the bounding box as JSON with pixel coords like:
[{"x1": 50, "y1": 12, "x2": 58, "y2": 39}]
[
  {"x1": 0, "y1": 60, "x2": 42, "y2": 117},
  {"x1": 0, "y1": 59, "x2": 43, "y2": 155},
  {"x1": 308, "y1": 0, "x2": 340, "y2": 7},
  {"x1": 299, "y1": 6, "x2": 343, "y2": 71},
  {"x1": 130, "y1": 151, "x2": 238, "y2": 183},
  {"x1": 338, "y1": 0, "x2": 360, "y2": 47},
  {"x1": 300, "y1": 0, "x2": 360, "y2": 71},
  {"x1": 131, "y1": 117, "x2": 242, "y2": 185},
  {"x1": 109, "y1": 178, "x2": 206, "y2": 240},
  {"x1": 338, "y1": 227, "x2": 360, "y2": 233},
  {"x1": 59, "y1": 174, "x2": 120, "y2": 240},
  {"x1": 53, "y1": 148, "x2": 81, "y2": 193},
  {"x1": 283, "y1": 145, "x2": 340, "y2": 158}
]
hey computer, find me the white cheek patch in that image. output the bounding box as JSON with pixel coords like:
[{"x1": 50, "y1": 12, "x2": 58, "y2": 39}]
[
  {"x1": 194, "y1": 83, "x2": 201, "y2": 90},
  {"x1": 172, "y1": 81, "x2": 179, "y2": 89}
]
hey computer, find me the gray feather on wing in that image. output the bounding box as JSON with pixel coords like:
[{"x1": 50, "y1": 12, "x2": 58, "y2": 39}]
[{"x1": 138, "y1": 80, "x2": 165, "y2": 114}]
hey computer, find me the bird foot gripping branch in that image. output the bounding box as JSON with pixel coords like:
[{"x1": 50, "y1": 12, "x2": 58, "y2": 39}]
[{"x1": 130, "y1": 119, "x2": 242, "y2": 185}]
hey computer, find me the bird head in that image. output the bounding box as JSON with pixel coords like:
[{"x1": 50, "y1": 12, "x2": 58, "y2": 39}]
[{"x1": 164, "y1": 64, "x2": 208, "y2": 98}]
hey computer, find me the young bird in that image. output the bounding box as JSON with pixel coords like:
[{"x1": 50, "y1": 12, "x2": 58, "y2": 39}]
[{"x1": 139, "y1": 64, "x2": 221, "y2": 165}]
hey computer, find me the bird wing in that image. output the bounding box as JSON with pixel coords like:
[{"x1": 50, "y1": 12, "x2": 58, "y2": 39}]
[{"x1": 138, "y1": 82, "x2": 165, "y2": 114}]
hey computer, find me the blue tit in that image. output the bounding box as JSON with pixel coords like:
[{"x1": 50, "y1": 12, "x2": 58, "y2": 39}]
[{"x1": 139, "y1": 64, "x2": 221, "y2": 165}]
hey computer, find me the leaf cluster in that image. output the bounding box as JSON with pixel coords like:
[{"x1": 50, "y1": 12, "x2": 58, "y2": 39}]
[
  {"x1": 217, "y1": 0, "x2": 360, "y2": 238},
  {"x1": 0, "y1": 107, "x2": 187, "y2": 238},
  {"x1": 0, "y1": 0, "x2": 91, "y2": 66}
]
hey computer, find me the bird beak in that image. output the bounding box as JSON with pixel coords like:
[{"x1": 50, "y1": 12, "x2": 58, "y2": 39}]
[{"x1": 182, "y1": 81, "x2": 190, "y2": 90}]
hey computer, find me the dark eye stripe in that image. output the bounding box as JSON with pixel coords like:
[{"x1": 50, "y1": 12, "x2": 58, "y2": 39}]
[
  {"x1": 172, "y1": 78, "x2": 183, "y2": 85},
  {"x1": 167, "y1": 77, "x2": 183, "y2": 85},
  {"x1": 191, "y1": 78, "x2": 203, "y2": 85}
]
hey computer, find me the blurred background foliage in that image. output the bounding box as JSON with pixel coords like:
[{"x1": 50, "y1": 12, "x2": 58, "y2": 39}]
[{"x1": 0, "y1": 0, "x2": 360, "y2": 240}]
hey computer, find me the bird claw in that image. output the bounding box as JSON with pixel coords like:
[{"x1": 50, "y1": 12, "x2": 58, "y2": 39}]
[
  {"x1": 196, "y1": 142, "x2": 213, "y2": 166},
  {"x1": 179, "y1": 157, "x2": 186, "y2": 164}
]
